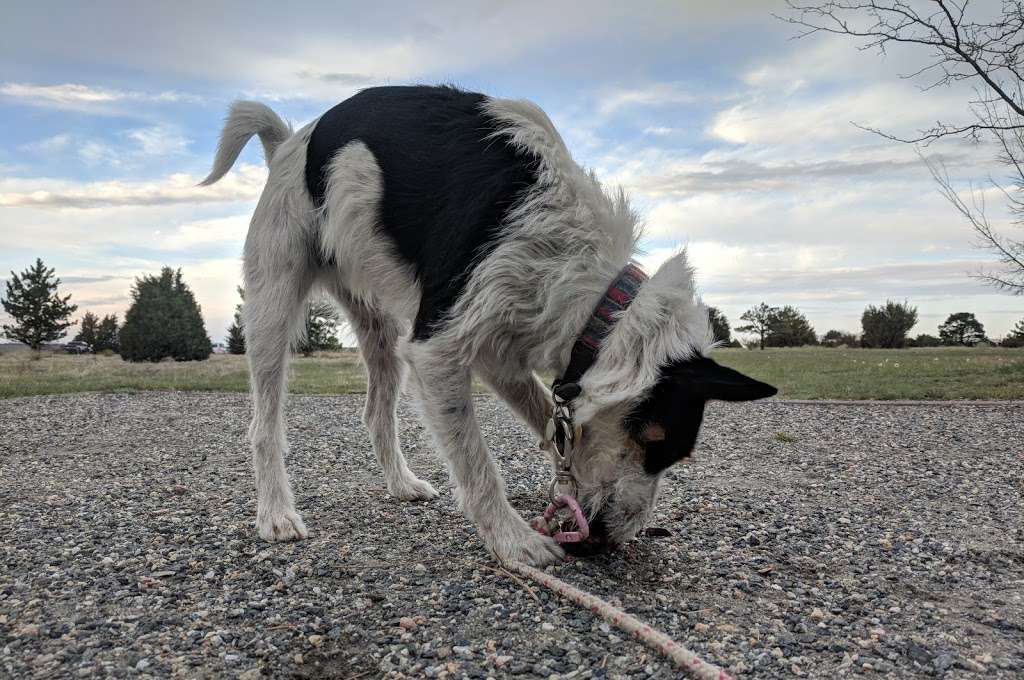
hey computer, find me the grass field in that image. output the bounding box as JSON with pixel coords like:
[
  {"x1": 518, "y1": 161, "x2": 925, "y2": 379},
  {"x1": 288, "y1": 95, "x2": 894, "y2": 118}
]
[{"x1": 1, "y1": 346, "x2": 1022, "y2": 400}]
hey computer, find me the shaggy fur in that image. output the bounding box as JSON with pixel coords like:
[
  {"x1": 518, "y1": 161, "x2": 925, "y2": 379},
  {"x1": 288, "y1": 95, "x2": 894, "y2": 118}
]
[{"x1": 202, "y1": 85, "x2": 774, "y2": 565}]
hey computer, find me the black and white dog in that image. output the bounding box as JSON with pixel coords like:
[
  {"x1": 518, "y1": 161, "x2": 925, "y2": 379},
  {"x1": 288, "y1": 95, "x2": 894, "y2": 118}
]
[{"x1": 202, "y1": 85, "x2": 776, "y2": 566}]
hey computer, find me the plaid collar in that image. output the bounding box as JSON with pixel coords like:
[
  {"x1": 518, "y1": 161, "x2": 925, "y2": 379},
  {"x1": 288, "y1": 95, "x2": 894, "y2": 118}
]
[{"x1": 552, "y1": 261, "x2": 648, "y2": 402}]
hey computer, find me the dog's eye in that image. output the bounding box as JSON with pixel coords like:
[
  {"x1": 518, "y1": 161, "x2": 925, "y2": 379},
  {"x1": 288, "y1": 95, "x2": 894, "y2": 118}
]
[{"x1": 640, "y1": 422, "x2": 666, "y2": 442}]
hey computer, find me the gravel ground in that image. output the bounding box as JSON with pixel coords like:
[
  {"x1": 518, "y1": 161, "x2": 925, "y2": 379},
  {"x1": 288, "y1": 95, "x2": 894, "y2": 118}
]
[{"x1": 1, "y1": 392, "x2": 1022, "y2": 679}]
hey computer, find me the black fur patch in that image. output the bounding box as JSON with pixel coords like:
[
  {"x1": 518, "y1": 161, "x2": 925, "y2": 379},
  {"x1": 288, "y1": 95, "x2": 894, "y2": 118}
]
[
  {"x1": 305, "y1": 85, "x2": 539, "y2": 339},
  {"x1": 626, "y1": 356, "x2": 777, "y2": 474}
]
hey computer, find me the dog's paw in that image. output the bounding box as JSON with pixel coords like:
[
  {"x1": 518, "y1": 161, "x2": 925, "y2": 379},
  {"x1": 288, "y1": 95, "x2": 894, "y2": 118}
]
[
  {"x1": 485, "y1": 522, "x2": 564, "y2": 566},
  {"x1": 256, "y1": 506, "x2": 308, "y2": 542},
  {"x1": 387, "y1": 475, "x2": 439, "y2": 502}
]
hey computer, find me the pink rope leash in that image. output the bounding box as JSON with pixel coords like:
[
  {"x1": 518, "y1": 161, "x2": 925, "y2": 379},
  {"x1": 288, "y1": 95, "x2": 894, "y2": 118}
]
[{"x1": 507, "y1": 561, "x2": 735, "y2": 680}]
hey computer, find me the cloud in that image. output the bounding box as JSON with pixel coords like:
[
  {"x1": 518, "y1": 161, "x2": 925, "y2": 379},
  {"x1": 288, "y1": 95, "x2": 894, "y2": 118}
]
[
  {"x1": 20, "y1": 133, "x2": 72, "y2": 153},
  {"x1": 157, "y1": 214, "x2": 249, "y2": 250},
  {"x1": 0, "y1": 164, "x2": 266, "y2": 209},
  {"x1": 126, "y1": 124, "x2": 191, "y2": 156},
  {"x1": 597, "y1": 83, "x2": 699, "y2": 116},
  {"x1": 0, "y1": 82, "x2": 203, "y2": 112}
]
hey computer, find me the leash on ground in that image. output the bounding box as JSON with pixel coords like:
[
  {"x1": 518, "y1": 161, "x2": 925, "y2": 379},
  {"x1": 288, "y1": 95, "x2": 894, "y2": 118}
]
[{"x1": 506, "y1": 561, "x2": 735, "y2": 680}]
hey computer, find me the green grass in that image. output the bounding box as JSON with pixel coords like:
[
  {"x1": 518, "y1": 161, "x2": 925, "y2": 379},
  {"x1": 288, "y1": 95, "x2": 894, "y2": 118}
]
[
  {"x1": 1, "y1": 346, "x2": 1022, "y2": 400},
  {"x1": 712, "y1": 346, "x2": 1024, "y2": 400},
  {"x1": 0, "y1": 351, "x2": 366, "y2": 399}
]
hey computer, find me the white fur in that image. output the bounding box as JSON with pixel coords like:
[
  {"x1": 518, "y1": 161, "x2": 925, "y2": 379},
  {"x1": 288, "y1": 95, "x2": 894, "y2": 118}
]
[
  {"x1": 200, "y1": 101, "x2": 292, "y2": 187},
  {"x1": 203, "y1": 94, "x2": 714, "y2": 565}
]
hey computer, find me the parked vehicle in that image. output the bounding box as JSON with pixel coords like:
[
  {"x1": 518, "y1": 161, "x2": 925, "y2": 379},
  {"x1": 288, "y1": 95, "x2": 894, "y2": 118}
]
[{"x1": 65, "y1": 341, "x2": 90, "y2": 354}]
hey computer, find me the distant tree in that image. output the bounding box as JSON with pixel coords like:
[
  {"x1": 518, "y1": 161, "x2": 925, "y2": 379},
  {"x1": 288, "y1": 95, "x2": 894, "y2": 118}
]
[
  {"x1": 296, "y1": 298, "x2": 342, "y2": 357},
  {"x1": 1000, "y1": 318, "x2": 1024, "y2": 347},
  {"x1": 861, "y1": 300, "x2": 918, "y2": 348},
  {"x1": 938, "y1": 312, "x2": 987, "y2": 347},
  {"x1": 765, "y1": 306, "x2": 817, "y2": 347},
  {"x1": 94, "y1": 314, "x2": 120, "y2": 353},
  {"x1": 119, "y1": 267, "x2": 212, "y2": 362},
  {"x1": 736, "y1": 302, "x2": 777, "y2": 350},
  {"x1": 226, "y1": 286, "x2": 245, "y2": 355},
  {"x1": 707, "y1": 306, "x2": 732, "y2": 345},
  {"x1": 911, "y1": 333, "x2": 943, "y2": 348},
  {"x1": 74, "y1": 311, "x2": 100, "y2": 350},
  {"x1": 1, "y1": 258, "x2": 78, "y2": 350},
  {"x1": 821, "y1": 329, "x2": 859, "y2": 348}
]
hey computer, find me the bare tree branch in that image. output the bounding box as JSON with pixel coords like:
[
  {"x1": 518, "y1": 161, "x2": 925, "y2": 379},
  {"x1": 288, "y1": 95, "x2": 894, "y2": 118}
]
[{"x1": 779, "y1": 1, "x2": 1024, "y2": 295}]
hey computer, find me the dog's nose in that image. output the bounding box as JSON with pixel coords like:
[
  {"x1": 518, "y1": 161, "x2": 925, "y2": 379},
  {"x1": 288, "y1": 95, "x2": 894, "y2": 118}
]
[{"x1": 562, "y1": 537, "x2": 612, "y2": 557}]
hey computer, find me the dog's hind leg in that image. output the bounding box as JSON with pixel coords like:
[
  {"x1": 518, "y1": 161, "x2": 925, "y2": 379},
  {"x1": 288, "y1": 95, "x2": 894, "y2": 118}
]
[
  {"x1": 331, "y1": 286, "x2": 438, "y2": 501},
  {"x1": 244, "y1": 222, "x2": 315, "y2": 542}
]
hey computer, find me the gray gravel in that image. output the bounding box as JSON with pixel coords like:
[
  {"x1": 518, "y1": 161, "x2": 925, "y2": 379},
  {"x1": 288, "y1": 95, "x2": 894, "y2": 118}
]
[{"x1": 1, "y1": 392, "x2": 1022, "y2": 679}]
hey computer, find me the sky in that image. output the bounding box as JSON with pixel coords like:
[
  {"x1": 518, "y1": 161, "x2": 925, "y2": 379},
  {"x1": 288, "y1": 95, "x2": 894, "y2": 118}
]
[{"x1": 1, "y1": 0, "x2": 1022, "y2": 344}]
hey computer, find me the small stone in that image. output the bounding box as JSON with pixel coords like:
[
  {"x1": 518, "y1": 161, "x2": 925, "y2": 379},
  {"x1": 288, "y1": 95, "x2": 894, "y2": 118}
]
[
  {"x1": 541, "y1": 622, "x2": 555, "y2": 632},
  {"x1": 399, "y1": 617, "x2": 417, "y2": 631},
  {"x1": 135, "y1": 659, "x2": 149, "y2": 671},
  {"x1": 809, "y1": 608, "x2": 825, "y2": 620},
  {"x1": 307, "y1": 635, "x2": 324, "y2": 647},
  {"x1": 693, "y1": 622, "x2": 709, "y2": 633},
  {"x1": 494, "y1": 655, "x2": 513, "y2": 668}
]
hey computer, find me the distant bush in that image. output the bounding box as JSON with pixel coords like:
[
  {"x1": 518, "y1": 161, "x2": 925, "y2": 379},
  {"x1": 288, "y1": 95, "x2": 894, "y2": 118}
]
[
  {"x1": 910, "y1": 333, "x2": 943, "y2": 347},
  {"x1": 821, "y1": 329, "x2": 859, "y2": 347}
]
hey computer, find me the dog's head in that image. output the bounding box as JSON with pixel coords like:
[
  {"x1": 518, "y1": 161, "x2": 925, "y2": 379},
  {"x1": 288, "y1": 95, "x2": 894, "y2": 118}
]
[
  {"x1": 550, "y1": 251, "x2": 777, "y2": 555},
  {"x1": 559, "y1": 355, "x2": 775, "y2": 554}
]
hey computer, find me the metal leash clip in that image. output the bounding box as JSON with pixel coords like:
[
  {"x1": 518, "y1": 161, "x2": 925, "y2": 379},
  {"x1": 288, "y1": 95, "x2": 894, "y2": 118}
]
[{"x1": 546, "y1": 381, "x2": 583, "y2": 502}]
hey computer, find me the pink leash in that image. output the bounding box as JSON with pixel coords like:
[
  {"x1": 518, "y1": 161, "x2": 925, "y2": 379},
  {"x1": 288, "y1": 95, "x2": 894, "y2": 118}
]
[
  {"x1": 522, "y1": 494, "x2": 733, "y2": 679},
  {"x1": 530, "y1": 493, "x2": 590, "y2": 543},
  {"x1": 506, "y1": 560, "x2": 735, "y2": 680}
]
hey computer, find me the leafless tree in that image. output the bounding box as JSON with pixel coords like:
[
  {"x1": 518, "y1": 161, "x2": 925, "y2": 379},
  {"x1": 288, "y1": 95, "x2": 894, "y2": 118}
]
[{"x1": 778, "y1": 0, "x2": 1024, "y2": 294}]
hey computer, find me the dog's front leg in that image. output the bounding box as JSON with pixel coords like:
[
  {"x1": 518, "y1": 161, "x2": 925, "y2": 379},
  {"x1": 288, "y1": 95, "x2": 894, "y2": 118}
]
[{"x1": 405, "y1": 343, "x2": 563, "y2": 566}]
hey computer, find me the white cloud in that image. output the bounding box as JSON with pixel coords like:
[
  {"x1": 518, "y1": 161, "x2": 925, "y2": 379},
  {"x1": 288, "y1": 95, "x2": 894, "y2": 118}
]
[
  {"x1": 597, "y1": 83, "x2": 698, "y2": 116},
  {"x1": 0, "y1": 164, "x2": 266, "y2": 209},
  {"x1": 157, "y1": 215, "x2": 249, "y2": 250},
  {"x1": 0, "y1": 82, "x2": 202, "y2": 112},
  {"x1": 126, "y1": 124, "x2": 191, "y2": 156},
  {"x1": 20, "y1": 133, "x2": 72, "y2": 153}
]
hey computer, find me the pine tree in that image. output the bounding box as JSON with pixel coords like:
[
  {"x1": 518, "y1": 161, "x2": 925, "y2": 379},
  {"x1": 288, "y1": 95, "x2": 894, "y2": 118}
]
[
  {"x1": 119, "y1": 267, "x2": 212, "y2": 362},
  {"x1": 74, "y1": 311, "x2": 100, "y2": 351},
  {"x1": 1011, "y1": 318, "x2": 1024, "y2": 339},
  {"x1": 1, "y1": 258, "x2": 78, "y2": 350},
  {"x1": 296, "y1": 298, "x2": 340, "y2": 356},
  {"x1": 226, "y1": 286, "x2": 245, "y2": 354},
  {"x1": 95, "y1": 314, "x2": 120, "y2": 353},
  {"x1": 706, "y1": 306, "x2": 732, "y2": 345}
]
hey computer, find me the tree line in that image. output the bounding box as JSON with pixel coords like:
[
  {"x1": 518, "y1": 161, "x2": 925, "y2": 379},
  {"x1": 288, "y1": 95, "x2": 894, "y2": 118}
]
[
  {"x1": 3, "y1": 258, "x2": 1022, "y2": 358},
  {"x1": 1, "y1": 258, "x2": 344, "y2": 361},
  {"x1": 713, "y1": 300, "x2": 1024, "y2": 349}
]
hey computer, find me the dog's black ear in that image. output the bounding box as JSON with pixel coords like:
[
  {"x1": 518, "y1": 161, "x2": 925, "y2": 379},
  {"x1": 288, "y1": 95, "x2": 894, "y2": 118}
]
[{"x1": 677, "y1": 357, "x2": 777, "y2": 402}]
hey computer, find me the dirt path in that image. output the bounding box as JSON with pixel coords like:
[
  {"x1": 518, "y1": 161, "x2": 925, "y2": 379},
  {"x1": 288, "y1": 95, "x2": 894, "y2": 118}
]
[{"x1": 1, "y1": 393, "x2": 1021, "y2": 678}]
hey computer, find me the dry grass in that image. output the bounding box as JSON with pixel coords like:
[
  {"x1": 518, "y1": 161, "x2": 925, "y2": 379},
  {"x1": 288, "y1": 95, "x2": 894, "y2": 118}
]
[{"x1": 1, "y1": 345, "x2": 1022, "y2": 400}]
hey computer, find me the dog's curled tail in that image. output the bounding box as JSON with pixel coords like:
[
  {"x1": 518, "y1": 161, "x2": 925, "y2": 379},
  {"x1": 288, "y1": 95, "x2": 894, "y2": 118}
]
[{"x1": 199, "y1": 101, "x2": 292, "y2": 186}]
